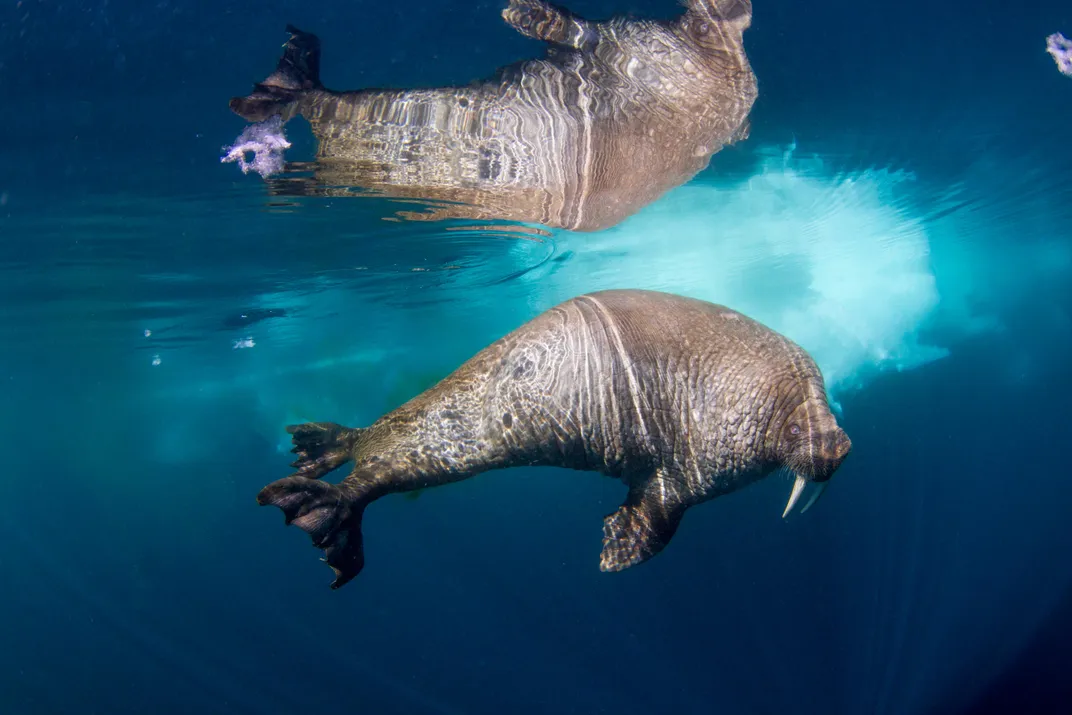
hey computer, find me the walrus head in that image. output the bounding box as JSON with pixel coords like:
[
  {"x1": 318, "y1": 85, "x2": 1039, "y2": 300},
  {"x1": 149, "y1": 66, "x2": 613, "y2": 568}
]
[
  {"x1": 676, "y1": 0, "x2": 752, "y2": 51},
  {"x1": 776, "y1": 398, "x2": 852, "y2": 518}
]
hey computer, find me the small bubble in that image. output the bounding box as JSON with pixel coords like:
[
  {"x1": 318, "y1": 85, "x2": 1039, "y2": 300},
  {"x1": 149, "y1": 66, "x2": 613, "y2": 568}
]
[{"x1": 151, "y1": 354, "x2": 162, "y2": 366}]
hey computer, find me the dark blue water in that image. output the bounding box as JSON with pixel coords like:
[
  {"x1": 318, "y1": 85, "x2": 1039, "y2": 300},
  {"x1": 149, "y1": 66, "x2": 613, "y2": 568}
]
[{"x1": 2, "y1": 1, "x2": 1071, "y2": 714}]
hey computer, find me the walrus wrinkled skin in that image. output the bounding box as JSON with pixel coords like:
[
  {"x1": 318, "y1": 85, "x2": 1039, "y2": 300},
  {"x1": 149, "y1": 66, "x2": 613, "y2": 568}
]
[
  {"x1": 257, "y1": 290, "x2": 851, "y2": 589},
  {"x1": 229, "y1": 0, "x2": 758, "y2": 231}
]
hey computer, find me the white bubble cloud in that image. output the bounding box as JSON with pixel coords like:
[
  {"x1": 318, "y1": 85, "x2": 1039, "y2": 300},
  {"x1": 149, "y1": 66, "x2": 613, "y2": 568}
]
[{"x1": 512, "y1": 148, "x2": 950, "y2": 400}]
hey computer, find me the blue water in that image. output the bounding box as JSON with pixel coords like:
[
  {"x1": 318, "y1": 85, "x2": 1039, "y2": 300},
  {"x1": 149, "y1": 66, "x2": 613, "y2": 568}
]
[{"x1": 2, "y1": 1, "x2": 1071, "y2": 713}]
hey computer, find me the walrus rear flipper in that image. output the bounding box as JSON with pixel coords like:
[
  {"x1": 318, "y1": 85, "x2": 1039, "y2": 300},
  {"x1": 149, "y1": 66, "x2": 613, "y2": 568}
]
[
  {"x1": 599, "y1": 477, "x2": 688, "y2": 572},
  {"x1": 285, "y1": 422, "x2": 362, "y2": 479},
  {"x1": 229, "y1": 24, "x2": 323, "y2": 123},
  {"x1": 257, "y1": 476, "x2": 369, "y2": 589}
]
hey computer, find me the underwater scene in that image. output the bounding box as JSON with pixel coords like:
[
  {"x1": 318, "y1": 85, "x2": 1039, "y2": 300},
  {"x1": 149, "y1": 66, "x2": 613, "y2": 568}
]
[{"x1": 2, "y1": 0, "x2": 1071, "y2": 713}]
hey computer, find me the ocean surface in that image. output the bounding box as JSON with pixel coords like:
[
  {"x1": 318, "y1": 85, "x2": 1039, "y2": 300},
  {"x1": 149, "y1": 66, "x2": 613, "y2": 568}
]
[{"x1": 2, "y1": 1, "x2": 1071, "y2": 714}]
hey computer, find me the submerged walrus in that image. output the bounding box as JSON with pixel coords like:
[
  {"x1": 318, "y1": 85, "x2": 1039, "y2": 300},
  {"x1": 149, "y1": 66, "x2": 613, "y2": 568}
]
[
  {"x1": 258, "y1": 290, "x2": 851, "y2": 589},
  {"x1": 229, "y1": 0, "x2": 758, "y2": 231}
]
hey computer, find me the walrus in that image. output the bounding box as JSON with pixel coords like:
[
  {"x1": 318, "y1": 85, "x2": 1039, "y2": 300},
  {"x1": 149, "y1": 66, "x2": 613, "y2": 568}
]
[
  {"x1": 228, "y1": 0, "x2": 758, "y2": 232},
  {"x1": 257, "y1": 289, "x2": 851, "y2": 589}
]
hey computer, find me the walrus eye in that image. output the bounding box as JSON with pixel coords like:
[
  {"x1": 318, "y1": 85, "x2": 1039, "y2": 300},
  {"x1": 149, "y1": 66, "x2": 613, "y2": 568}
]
[
  {"x1": 789, "y1": 424, "x2": 801, "y2": 436},
  {"x1": 687, "y1": 18, "x2": 711, "y2": 37}
]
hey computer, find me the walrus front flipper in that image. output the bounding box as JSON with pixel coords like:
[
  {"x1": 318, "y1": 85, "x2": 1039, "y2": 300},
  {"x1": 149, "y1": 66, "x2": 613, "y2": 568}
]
[
  {"x1": 257, "y1": 476, "x2": 368, "y2": 589},
  {"x1": 727, "y1": 118, "x2": 750, "y2": 145},
  {"x1": 229, "y1": 24, "x2": 323, "y2": 123},
  {"x1": 501, "y1": 0, "x2": 598, "y2": 50},
  {"x1": 599, "y1": 476, "x2": 688, "y2": 572},
  {"x1": 286, "y1": 422, "x2": 362, "y2": 480}
]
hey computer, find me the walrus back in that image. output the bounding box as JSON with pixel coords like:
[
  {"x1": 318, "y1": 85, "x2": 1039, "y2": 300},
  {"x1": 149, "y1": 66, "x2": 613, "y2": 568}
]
[
  {"x1": 569, "y1": 290, "x2": 807, "y2": 365},
  {"x1": 472, "y1": 290, "x2": 817, "y2": 480}
]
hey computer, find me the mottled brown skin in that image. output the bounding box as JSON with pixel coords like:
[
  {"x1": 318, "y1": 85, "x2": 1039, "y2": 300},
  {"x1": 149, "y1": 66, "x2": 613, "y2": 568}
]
[
  {"x1": 229, "y1": 0, "x2": 758, "y2": 232},
  {"x1": 257, "y1": 290, "x2": 852, "y2": 589}
]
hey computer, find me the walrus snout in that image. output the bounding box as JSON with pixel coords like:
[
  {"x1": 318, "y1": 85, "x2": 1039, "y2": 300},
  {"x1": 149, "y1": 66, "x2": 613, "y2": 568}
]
[
  {"x1": 781, "y1": 424, "x2": 851, "y2": 518},
  {"x1": 811, "y1": 427, "x2": 852, "y2": 483},
  {"x1": 834, "y1": 428, "x2": 852, "y2": 459}
]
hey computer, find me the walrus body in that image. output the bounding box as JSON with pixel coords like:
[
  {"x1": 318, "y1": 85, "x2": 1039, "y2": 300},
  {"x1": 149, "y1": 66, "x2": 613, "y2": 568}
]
[
  {"x1": 229, "y1": 0, "x2": 758, "y2": 231},
  {"x1": 258, "y1": 290, "x2": 851, "y2": 589}
]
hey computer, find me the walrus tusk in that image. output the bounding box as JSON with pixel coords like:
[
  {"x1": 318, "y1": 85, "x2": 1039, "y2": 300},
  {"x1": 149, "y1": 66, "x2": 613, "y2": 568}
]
[
  {"x1": 782, "y1": 475, "x2": 808, "y2": 518},
  {"x1": 800, "y1": 482, "x2": 828, "y2": 514}
]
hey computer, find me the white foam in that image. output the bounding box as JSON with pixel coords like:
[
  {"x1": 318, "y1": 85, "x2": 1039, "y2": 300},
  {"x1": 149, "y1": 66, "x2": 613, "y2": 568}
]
[{"x1": 221, "y1": 116, "x2": 291, "y2": 178}]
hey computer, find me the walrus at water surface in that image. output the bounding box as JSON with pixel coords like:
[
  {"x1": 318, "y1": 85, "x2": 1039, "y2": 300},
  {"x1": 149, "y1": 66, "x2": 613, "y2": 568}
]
[
  {"x1": 258, "y1": 290, "x2": 851, "y2": 589},
  {"x1": 229, "y1": 0, "x2": 758, "y2": 231}
]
